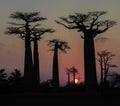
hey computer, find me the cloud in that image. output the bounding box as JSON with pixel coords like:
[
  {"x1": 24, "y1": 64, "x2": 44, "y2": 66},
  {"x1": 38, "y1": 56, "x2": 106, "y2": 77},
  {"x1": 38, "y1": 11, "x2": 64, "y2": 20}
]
[{"x1": 95, "y1": 37, "x2": 109, "y2": 43}]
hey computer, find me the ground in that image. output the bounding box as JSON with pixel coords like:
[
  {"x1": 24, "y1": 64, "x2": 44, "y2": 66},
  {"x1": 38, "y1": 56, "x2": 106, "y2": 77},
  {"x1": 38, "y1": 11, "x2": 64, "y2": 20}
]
[{"x1": 0, "y1": 89, "x2": 120, "y2": 106}]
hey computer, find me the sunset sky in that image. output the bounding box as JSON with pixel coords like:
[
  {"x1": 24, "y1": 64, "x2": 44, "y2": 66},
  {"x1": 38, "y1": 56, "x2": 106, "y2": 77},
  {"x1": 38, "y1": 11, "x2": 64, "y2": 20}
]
[{"x1": 0, "y1": 0, "x2": 120, "y2": 86}]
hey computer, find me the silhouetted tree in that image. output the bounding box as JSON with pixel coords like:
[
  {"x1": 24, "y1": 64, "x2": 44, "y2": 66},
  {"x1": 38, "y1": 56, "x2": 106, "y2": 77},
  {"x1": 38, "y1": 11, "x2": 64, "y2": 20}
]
[
  {"x1": 41, "y1": 79, "x2": 53, "y2": 89},
  {"x1": 0, "y1": 69, "x2": 7, "y2": 91},
  {"x1": 48, "y1": 39, "x2": 70, "y2": 88},
  {"x1": 5, "y1": 12, "x2": 47, "y2": 87},
  {"x1": 30, "y1": 22, "x2": 54, "y2": 88},
  {"x1": 8, "y1": 69, "x2": 23, "y2": 89},
  {"x1": 65, "y1": 68, "x2": 71, "y2": 85},
  {"x1": 97, "y1": 50, "x2": 117, "y2": 86},
  {"x1": 109, "y1": 72, "x2": 120, "y2": 88},
  {"x1": 97, "y1": 51, "x2": 104, "y2": 85},
  {"x1": 0, "y1": 69, "x2": 7, "y2": 80},
  {"x1": 56, "y1": 11, "x2": 116, "y2": 89},
  {"x1": 70, "y1": 66, "x2": 79, "y2": 84}
]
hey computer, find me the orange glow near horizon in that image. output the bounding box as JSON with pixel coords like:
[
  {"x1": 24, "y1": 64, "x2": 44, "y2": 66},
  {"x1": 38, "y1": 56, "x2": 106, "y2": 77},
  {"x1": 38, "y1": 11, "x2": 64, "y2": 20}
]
[
  {"x1": 75, "y1": 78, "x2": 79, "y2": 84},
  {"x1": 0, "y1": 0, "x2": 120, "y2": 87}
]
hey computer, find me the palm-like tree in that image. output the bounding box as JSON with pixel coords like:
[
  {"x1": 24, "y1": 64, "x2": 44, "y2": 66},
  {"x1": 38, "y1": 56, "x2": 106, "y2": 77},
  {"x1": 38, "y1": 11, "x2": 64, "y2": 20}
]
[
  {"x1": 0, "y1": 69, "x2": 7, "y2": 80},
  {"x1": 48, "y1": 39, "x2": 70, "y2": 88},
  {"x1": 8, "y1": 69, "x2": 23, "y2": 87},
  {"x1": 0, "y1": 69, "x2": 7, "y2": 90}
]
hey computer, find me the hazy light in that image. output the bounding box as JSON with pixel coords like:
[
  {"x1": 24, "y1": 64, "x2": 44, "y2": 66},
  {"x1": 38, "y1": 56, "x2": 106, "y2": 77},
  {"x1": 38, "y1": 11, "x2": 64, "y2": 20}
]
[{"x1": 75, "y1": 78, "x2": 79, "y2": 84}]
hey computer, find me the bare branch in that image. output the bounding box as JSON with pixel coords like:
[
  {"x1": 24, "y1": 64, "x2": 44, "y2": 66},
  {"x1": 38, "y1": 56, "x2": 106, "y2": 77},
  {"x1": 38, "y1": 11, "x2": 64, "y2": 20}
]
[
  {"x1": 8, "y1": 22, "x2": 24, "y2": 26},
  {"x1": 47, "y1": 39, "x2": 70, "y2": 53},
  {"x1": 94, "y1": 20, "x2": 116, "y2": 36},
  {"x1": 5, "y1": 27, "x2": 25, "y2": 35},
  {"x1": 29, "y1": 17, "x2": 47, "y2": 23},
  {"x1": 59, "y1": 17, "x2": 75, "y2": 24},
  {"x1": 56, "y1": 11, "x2": 116, "y2": 39},
  {"x1": 9, "y1": 11, "x2": 47, "y2": 23},
  {"x1": 55, "y1": 20, "x2": 78, "y2": 29}
]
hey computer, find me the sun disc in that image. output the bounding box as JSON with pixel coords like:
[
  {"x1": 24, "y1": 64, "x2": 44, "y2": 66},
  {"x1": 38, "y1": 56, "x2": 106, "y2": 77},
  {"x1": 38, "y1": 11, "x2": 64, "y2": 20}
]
[{"x1": 75, "y1": 78, "x2": 78, "y2": 84}]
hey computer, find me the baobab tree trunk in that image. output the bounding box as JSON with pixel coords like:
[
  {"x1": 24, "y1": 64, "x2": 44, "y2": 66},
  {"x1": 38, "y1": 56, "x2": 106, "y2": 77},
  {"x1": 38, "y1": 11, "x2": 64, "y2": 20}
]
[
  {"x1": 104, "y1": 72, "x2": 107, "y2": 83},
  {"x1": 33, "y1": 39, "x2": 40, "y2": 88},
  {"x1": 67, "y1": 72, "x2": 70, "y2": 85},
  {"x1": 52, "y1": 45, "x2": 59, "y2": 88},
  {"x1": 24, "y1": 22, "x2": 34, "y2": 88},
  {"x1": 103, "y1": 65, "x2": 109, "y2": 86},
  {"x1": 24, "y1": 37, "x2": 34, "y2": 87},
  {"x1": 84, "y1": 36, "x2": 98, "y2": 90},
  {"x1": 100, "y1": 62, "x2": 103, "y2": 85},
  {"x1": 73, "y1": 73, "x2": 75, "y2": 84}
]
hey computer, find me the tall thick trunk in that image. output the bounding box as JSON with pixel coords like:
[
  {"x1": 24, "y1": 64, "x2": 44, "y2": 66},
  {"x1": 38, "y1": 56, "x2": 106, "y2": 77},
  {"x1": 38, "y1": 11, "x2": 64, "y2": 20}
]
[
  {"x1": 73, "y1": 73, "x2": 75, "y2": 84},
  {"x1": 33, "y1": 39, "x2": 40, "y2": 87},
  {"x1": 100, "y1": 61, "x2": 103, "y2": 85},
  {"x1": 52, "y1": 46, "x2": 59, "y2": 88},
  {"x1": 84, "y1": 36, "x2": 98, "y2": 89},
  {"x1": 24, "y1": 22, "x2": 34, "y2": 88},
  {"x1": 67, "y1": 72, "x2": 70, "y2": 85},
  {"x1": 24, "y1": 37, "x2": 34, "y2": 87},
  {"x1": 103, "y1": 71, "x2": 107, "y2": 86},
  {"x1": 103, "y1": 65, "x2": 109, "y2": 84}
]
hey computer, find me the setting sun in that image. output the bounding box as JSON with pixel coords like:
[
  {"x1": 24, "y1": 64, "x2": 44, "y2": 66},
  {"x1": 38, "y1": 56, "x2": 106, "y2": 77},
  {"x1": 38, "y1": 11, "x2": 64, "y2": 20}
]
[{"x1": 75, "y1": 79, "x2": 79, "y2": 84}]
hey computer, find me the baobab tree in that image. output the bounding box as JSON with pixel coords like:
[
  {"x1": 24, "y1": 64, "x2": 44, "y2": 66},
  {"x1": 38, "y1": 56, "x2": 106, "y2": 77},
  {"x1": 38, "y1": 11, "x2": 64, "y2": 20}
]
[
  {"x1": 5, "y1": 12, "x2": 47, "y2": 87},
  {"x1": 47, "y1": 39, "x2": 70, "y2": 88},
  {"x1": 65, "y1": 66, "x2": 79, "y2": 85},
  {"x1": 55, "y1": 11, "x2": 116, "y2": 89},
  {"x1": 31, "y1": 27, "x2": 54, "y2": 87},
  {"x1": 97, "y1": 50, "x2": 117, "y2": 86},
  {"x1": 65, "y1": 68, "x2": 71, "y2": 85},
  {"x1": 70, "y1": 66, "x2": 79, "y2": 84}
]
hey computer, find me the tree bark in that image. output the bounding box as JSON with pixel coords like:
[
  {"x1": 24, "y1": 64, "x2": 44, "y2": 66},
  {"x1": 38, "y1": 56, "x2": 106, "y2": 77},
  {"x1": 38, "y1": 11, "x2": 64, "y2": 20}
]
[
  {"x1": 73, "y1": 73, "x2": 75, "y2": 84},
  {"x1": 24, "y1": 22, "x2": 34, "y2": 88},
  {"x1": 84, "y1": 36, "x2": 98, "y2": 90},
  {"x1": 67, "y1": 72, "x2": 70, "y2": 85},
  {"x1": 103, "y1": 65, "x2": 109, "y2": 84},
  {"x1": 52, "y1": 45, "x2": 59, "y2": 88},
  {"x1": 33, "y1": 39, "x2": 40, "y2": 88},
  {"x1": 24, "y1": 37, "x2": 34, "y2": 87},
  {"x1": 100, "y1": 61, "x2": 103, "y2": 85}
]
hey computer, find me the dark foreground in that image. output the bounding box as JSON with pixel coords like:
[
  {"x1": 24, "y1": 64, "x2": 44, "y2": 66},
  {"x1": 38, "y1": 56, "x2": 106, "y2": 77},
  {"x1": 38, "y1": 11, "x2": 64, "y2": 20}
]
[{"x1": 0, "y1": 89, "x2": 120, "y2": 106}]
